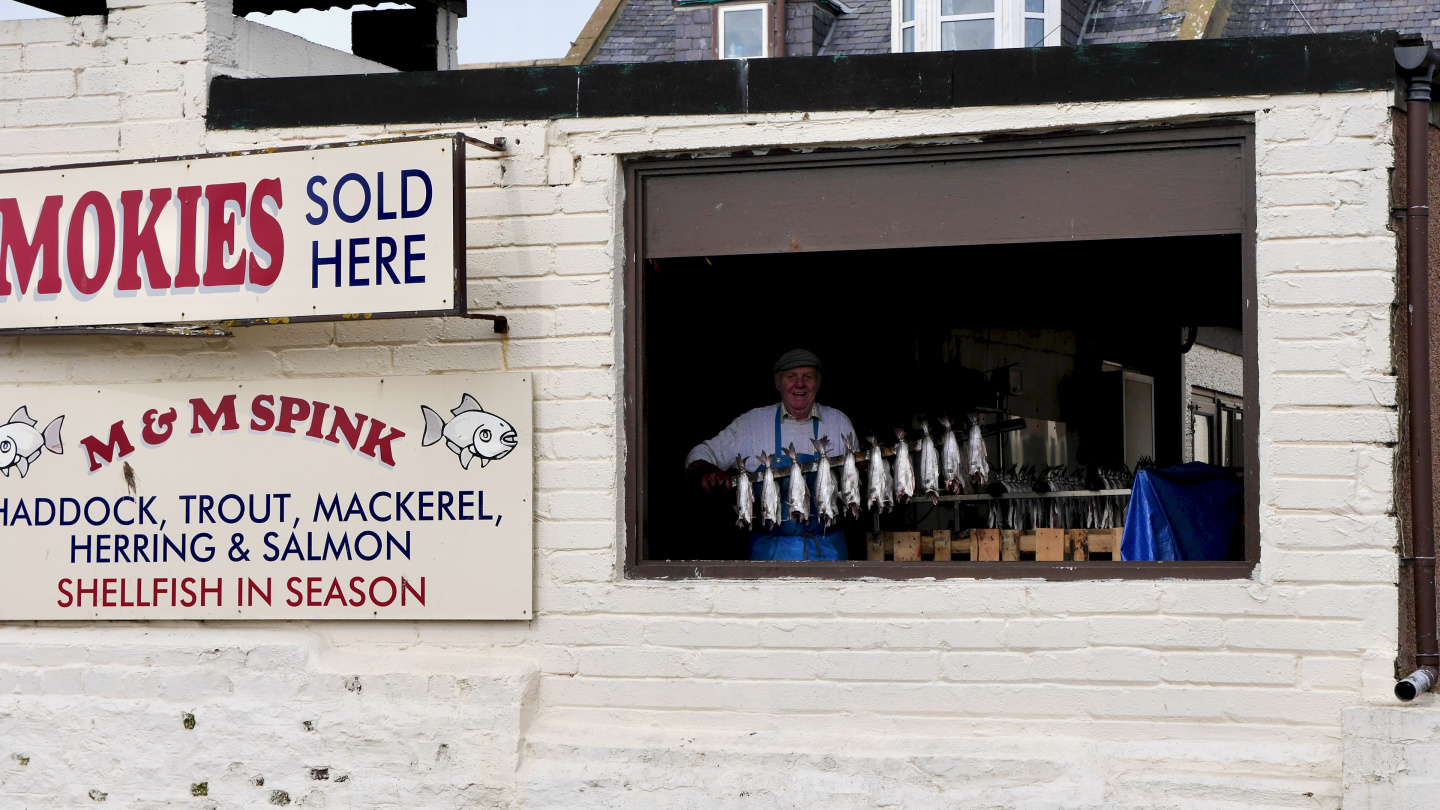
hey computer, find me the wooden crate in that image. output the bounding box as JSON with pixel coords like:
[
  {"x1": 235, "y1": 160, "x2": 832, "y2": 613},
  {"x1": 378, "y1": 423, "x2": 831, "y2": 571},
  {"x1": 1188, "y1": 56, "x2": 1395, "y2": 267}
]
[{"x1": 870, "y1": 527, "x2": 1122, "y2": 561}]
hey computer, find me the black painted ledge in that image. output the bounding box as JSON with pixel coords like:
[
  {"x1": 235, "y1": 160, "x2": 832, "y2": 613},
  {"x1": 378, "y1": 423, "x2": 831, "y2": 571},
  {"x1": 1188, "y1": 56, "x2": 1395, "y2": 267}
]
[{"x1": 208, "y1": 31, "x2": 1398, "y2": 131}]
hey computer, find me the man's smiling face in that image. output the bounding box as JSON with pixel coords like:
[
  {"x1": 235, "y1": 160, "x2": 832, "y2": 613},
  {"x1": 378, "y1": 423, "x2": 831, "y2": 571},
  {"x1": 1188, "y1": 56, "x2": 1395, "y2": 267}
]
[{"x1": 776, "y1": 366, "x2": 820, "y2": 419}]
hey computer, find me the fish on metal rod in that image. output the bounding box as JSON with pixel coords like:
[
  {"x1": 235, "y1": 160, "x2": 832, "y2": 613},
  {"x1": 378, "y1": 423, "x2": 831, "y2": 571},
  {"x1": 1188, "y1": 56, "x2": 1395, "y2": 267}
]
[
  {"x1": 892, "y1": 427, "x2": 916, "y2": 502},
  {"x1": 839, "y1": 433, "x2": 864, "y2": 519},
  {"x1": 758, "y1": 451, "x2": 783, "y2": 529},
  {"x1": 917, "y1": 419, "x2": 942, "y2": 505},
  {"x1": 733, "y1": 454, "x2": 754, "y2": 529},
  {"x1": 866, "y1": 435, "x2": 894, "y2": 513},
  {"x1": 939, "y1": 415, "x2": 963, "y2": 494},
  {"x1": 812, "y1": 437, "x2": 841, "y2": 529},
  {"x1": 782, "y1": 443, "x2": 811, "y2": 524}
]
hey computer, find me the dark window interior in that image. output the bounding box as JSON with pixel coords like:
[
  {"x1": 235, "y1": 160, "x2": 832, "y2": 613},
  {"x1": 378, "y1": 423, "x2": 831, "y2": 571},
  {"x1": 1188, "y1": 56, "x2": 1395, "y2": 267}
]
[{"x1": 643, "y1": 234, "x2": 1243, "y2": 562}]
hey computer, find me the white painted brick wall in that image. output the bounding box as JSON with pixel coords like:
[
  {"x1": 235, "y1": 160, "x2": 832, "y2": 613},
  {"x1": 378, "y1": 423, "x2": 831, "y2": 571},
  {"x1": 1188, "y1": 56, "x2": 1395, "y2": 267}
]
[
  {"x1": 0, "y1": 0, "x2": 389, "y2": 170},
  {"x1": 0, "y1": 16, "x2": 1411, "y2": 802}
]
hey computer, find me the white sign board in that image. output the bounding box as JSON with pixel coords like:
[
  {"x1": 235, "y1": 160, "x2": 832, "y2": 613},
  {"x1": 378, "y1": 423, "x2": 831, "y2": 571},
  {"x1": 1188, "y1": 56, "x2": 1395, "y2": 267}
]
[
  {"x1": 0, "y1": 136, "x2": 462, "y2": 330},
  {"x1": 0, "y1": 374, "x2": 532, "y2": 620}
]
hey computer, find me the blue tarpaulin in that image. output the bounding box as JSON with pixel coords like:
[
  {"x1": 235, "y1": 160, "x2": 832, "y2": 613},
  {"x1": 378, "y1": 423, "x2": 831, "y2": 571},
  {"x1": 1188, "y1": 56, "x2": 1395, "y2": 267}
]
[{"x1": 1120, "y1": 463, "x2": 1241, "y2": 562}]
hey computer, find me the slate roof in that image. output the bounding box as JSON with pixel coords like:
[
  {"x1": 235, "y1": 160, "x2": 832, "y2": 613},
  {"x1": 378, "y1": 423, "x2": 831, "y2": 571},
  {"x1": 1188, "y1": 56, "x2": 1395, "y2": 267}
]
[
  {"x1": 591, "y1": 0, "x2": 895, "y2": 63},
  {"x1": 1081, "y1": 0, "x2": 1438, "y2": 45},
  {"x1": 1082, "y1": 0, "x2": 1184, "y2": 44},
  {"x1": 820, "y1": 0, "x2": 892, "y2": 55},
  {"x1": 1222, "y1": 0, "x2": 1440, "y2": 42},
  {"x1": 593, "y1": 0, "x2": 677, "y2": 64},
  {"x1": 588, "y1": 0, "x2": 1437, "y2": 63}
]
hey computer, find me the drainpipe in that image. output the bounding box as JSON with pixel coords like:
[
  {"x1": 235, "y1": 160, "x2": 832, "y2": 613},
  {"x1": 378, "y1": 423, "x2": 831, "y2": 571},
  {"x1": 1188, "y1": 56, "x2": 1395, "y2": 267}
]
[
  {"x1": 776, "y1": 0, "x2": 788, "y2": 56},
  {"x1": 1396, "y1": 35, "x2": 1440, "y2": 702}
]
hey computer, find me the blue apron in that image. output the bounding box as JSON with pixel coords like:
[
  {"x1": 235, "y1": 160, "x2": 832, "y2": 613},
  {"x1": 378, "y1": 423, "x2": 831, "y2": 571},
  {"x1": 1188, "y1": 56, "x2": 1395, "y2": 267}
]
[{"x1": 750, "y1": 406, "x2": 849, "y2": 561}]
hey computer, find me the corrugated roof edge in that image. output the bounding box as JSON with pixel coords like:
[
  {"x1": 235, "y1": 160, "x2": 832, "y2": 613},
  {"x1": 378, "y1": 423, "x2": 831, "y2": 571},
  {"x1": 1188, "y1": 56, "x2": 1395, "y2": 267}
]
[{"x1": 208, "y1": 31, "x2": 1398, "y2": 130}]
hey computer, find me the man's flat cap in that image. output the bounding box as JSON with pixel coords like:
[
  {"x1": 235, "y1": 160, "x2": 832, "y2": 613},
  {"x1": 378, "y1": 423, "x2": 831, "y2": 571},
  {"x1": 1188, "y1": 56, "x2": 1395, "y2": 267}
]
[{"x1": 774, "y1": 348, "x2": 822, "y2": 375}]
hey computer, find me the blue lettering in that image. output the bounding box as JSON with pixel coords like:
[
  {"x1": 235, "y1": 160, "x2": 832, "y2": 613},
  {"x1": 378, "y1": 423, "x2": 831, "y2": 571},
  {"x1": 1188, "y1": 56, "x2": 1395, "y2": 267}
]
[
  {"x1": 306, "y1": 175, "x2": 329, "y2": 225},
  {"x1": 404, "y1": 234, "x2": 425, "y2": 283},
  {"x1": 377, "y1": 172, "x2": 396, "y2": 220},
  {"x1": 71, "y1": 534, "x2": 91, "y2": 563},
  {"x1": 313, "y1": 240, "x2": 342, "y2": 288},
  {"x1": 334, "y1": 172, "x2": 371, "y2": 224},
  {"x1": 376, "y1": 236, "x2": 399, "y2": 285},
  {"x1": 348, "y1": 238, "x2": 370, "y2": 287}
]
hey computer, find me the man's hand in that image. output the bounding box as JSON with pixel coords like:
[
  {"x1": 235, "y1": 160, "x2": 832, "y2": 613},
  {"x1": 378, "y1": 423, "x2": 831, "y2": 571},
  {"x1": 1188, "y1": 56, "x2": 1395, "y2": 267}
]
[{"x1": 690, "y1": 461, "x2": 733, "y2": 495}]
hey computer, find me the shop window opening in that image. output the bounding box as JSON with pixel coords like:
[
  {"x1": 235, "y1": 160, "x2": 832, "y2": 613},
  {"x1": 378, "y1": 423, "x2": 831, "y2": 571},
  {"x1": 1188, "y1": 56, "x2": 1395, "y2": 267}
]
[
  {"x1": 624, "y1": 126, "x2": 1258, "y2": 579},
  {"x1": 634, "y1": 236, "x2": 1248, "y2": 571}
]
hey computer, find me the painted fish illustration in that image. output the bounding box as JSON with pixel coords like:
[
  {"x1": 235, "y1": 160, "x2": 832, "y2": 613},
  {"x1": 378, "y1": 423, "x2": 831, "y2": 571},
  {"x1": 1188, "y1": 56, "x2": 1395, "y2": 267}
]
[
  {"x1": 892, "y1": 427, "x2": 916, "y2": 503},
  {"x1": 734, "y1": 454, "x2": 755, "y2": 529},
  {"x1": 865, "y1": 435, "x2": 894, "y2": 514},
  {"x1": 966, "y1": 415, "x2": 989, "y2": 488},
  {"x1": 838, "y1": 433, "x2": 864, "y2": 519},
  {"x1": 917, "y1": 419, "x2": 941, "y2": 505},
  {"x1": 939, "y1": 416, "x2": 964, "y2": 494},
  {"x1": 811, "y1": 437, "x2": 840, "y2": 529},
  {"x1": 0, "y1": 407, "x2": 63, "y2": 478},
  {"x1": 758, "y1": 451, "x2": 783, "y2": 529},
  {"x1": 783, "y1": 443, "x2": 810, "y2": 525},
  {"x1": 420, "y1": 394, "x2": 517, "y2": 469}
]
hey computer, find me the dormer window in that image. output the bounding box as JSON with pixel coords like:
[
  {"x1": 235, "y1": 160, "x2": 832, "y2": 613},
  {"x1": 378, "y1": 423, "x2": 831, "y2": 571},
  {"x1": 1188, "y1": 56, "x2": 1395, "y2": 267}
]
[
  {"x1": 891, "y1": 0, "x2": 1058, "y2": 51},
  {"x1": 719, "y1": 3, "x2": 769, "y2": 59}
]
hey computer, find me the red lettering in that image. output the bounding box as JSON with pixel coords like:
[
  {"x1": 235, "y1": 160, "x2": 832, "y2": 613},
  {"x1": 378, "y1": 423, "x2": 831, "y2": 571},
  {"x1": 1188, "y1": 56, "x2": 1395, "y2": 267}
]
[
  {"x1": 286, "y1": 576, "x2": 303, "y2": 607},
  {"x1": 190, "y1": 395, "x2": 239, "y2": 434},
  {"x1": 119, "y1": 577, "x2": 134, "y2": 607},
  {"x1": 250, "y1": 394, "x2": 276, "y2": 431},
  {"x1": 306, "y1": 576, "x2": 322, "y2": 607},
  {"x1": 0, "y1": 195, "x2": 62, "y2": 296},
  {"x1": 200, "y1": 578, "x2": 221, "y2": 607},
  {"x1": 102, "y1": 578, "x2": 117, "y2": 607},
  {"x1": 135, "y1": 578, "x2": 150, "y2": 607},
  {"x1": 173, "y1": 185, "x2": 202, "y2": 288},
  {"x1": 66, "y1": 190, "x2": 115, "y2": 296},
  {"x1": 202, "y1": 182, "x2": 247, "y2": 287},
  {"x1": 324, "y1": 406, "x2": 367, "y2": 450},
  {"x1": 323, "y1": 578, "x2": 346, "y2": 607},
  {"x1": 401, "y1": 576, "x2": 425, "y2": 606},
  {"x1": 153, "y1": 578, "x2": 170, "y2": 607},
  {"x1": 247, "y1": 577, "x2": 272, "y2": 607},
  {"x1": 180, "y1": 577, "x2": 197, "y2": 608},
  {"x1": 348, "y1": 576, "x2": 366, "y2": 607},
  {"x1": 358, "y1": 419, "x2": 405, "y2": 467},
  {"x1": 141, "y1": 407, "x2": 177, "y2": 446},
  {"x1": 306, "y1": 401, "x2": 330, "y2": 439},
  {"x1": 80, "y1": 421, "x2": 136, "y2": 472},
  {"x1": 116, "y1": 188, "x2": 172, "y2": 291},
  {"x1": 57, "y1": 578, "x2": 73, "y2": 607},
  {"x1": 248, "y1": 178, "x2": 284, "y2": 286},
  {"x1": 276, "y1": 396, "x2": 310, "y2": 435},
  {"x1": 369, "y1": 577, "x2": 396, "y2": 607},
  {"x1": 77, "y1": 579, "x2": 98, "y2": 607}
]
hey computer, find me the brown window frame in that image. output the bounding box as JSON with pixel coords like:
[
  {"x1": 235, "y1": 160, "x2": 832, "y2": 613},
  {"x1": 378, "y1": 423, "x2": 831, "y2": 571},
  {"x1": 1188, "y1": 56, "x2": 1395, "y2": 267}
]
[
  {"x1": 1191, "y1": 386, "x2": 1244, "y2": 469},
  {"x1": 623, "y1": 122, "x2": 1259, "y2": 580}
]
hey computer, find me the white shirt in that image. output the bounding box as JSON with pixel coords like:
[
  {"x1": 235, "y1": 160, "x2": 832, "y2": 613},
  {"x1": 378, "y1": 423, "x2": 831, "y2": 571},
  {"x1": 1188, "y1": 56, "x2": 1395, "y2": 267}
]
[{"x1": 685, "y1": 403, "x2": 857, "y2": 473}]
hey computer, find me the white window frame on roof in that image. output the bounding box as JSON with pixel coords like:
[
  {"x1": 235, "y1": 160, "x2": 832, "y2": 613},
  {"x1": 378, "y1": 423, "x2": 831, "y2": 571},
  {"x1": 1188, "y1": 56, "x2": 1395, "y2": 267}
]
[
  {"x1": 890, "y1": 0, "x2": 1059, "y2": 52},
  {"x1": 718, "y1": 2, "x2": 771, "y2": 59}
]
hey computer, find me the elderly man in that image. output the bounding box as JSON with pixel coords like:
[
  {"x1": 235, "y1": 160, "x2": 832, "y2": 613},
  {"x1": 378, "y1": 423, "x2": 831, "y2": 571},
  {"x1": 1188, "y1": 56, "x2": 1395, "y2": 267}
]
[{"x1": 686, "y1": 349, "x2": 856, "y2": 561}]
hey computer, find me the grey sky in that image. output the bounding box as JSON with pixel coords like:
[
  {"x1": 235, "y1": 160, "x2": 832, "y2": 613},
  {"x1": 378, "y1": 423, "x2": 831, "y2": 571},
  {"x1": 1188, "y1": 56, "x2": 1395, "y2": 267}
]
[{"x1": 0, "y1": 0, "x2": 600, "y2": 64}]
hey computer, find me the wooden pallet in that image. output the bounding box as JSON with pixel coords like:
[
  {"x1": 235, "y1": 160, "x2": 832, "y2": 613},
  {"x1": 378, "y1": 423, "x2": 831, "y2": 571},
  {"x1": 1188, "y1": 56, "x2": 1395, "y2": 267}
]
[{"x1": 867, "y1": 528, "x2": 1122, "y2": 561}]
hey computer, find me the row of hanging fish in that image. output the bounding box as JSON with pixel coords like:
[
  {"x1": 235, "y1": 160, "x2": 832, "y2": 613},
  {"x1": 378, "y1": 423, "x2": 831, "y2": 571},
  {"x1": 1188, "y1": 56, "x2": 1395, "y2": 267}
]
[
  {"x1": 985, "y1": 463, "x2": 1136, "y2": 530},
  {"x1": 733, "y1": 417, "x2": 992, "y2": 531}
]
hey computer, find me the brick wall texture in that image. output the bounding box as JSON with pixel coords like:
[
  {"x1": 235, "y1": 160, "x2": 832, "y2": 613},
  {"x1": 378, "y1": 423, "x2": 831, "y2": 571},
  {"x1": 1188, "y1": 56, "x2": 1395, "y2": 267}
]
[{"x1": 0, "y1": 5, "x2": 1415, "y2": 806}]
